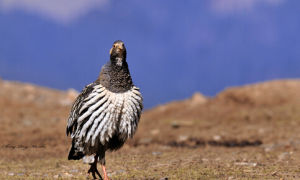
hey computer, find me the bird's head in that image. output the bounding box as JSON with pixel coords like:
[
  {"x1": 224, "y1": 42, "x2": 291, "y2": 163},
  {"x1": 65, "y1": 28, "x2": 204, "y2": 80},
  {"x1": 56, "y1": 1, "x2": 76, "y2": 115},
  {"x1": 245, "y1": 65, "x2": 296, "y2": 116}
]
[{"x1": 110, "y1": 40, "x2": 127, "y2": 66}]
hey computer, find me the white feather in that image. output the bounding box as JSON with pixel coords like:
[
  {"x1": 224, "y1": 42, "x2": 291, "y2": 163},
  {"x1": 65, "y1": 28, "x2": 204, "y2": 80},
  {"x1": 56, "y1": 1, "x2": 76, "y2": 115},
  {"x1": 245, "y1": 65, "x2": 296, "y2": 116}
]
[
  {"x1": 79, "y1": 90, "x2": 107, "y2": 114},
  {"x1": 73, "y1": 85, "x2": 143, "y2": 151}
]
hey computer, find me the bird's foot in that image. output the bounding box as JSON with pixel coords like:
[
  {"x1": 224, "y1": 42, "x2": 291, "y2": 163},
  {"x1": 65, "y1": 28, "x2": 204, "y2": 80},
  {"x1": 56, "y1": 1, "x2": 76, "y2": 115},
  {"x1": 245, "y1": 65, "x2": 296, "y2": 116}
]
[{"x1": 87, "y1": 163, "x2": 103, "y2": 180}]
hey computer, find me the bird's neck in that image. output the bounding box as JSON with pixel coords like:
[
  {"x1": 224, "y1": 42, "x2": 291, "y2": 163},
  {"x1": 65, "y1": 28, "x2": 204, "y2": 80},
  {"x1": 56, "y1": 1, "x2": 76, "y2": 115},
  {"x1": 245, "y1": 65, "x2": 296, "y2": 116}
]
[{"x1": 98, "y1": 60, "x2": 133, "y2": 93}]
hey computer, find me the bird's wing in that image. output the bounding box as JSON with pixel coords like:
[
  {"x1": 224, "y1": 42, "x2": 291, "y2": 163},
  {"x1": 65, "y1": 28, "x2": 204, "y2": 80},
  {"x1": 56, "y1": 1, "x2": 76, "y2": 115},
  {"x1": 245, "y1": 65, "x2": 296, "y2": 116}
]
[{"x1": 66, "y1": 82, "x2": 99, "y2": 136}]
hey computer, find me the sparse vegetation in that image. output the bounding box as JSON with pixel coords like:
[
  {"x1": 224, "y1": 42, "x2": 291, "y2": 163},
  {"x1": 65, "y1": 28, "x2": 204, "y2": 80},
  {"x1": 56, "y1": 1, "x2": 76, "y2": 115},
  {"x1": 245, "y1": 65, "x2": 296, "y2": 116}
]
[{"x1": 1, "y1": 79, "x2": 300, "y2": 179}]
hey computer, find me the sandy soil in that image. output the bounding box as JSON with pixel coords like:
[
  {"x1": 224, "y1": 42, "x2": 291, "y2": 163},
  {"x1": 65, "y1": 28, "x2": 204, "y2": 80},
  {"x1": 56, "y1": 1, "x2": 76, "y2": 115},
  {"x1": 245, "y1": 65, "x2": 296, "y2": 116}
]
[{"x1": 0, "y1": 79, "x2": 300, "y2": 179}]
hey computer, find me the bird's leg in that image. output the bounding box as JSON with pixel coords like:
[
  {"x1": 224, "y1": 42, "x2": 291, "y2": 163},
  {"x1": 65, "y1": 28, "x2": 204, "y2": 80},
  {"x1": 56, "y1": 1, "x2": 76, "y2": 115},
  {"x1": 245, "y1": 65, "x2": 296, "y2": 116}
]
[
  {"x1": 88, "y1": 155, "x2": 103, "y2": 179},
  {"x1": 99, "y1": 152, "x2": 109, "y2": 180},
  {"x1": 102, "y1": 165, "x2": 109, "y2": 180},
  {"x1": 88, "y1": 164, "x2": 102, "y2": 180}
]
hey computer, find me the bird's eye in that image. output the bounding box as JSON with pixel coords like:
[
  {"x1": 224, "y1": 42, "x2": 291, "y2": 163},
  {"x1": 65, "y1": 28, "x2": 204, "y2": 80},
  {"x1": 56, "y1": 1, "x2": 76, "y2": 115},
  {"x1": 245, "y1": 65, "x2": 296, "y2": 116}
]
[{"x1": 113, "y1": 45, "x2": 116, "y2": 48}]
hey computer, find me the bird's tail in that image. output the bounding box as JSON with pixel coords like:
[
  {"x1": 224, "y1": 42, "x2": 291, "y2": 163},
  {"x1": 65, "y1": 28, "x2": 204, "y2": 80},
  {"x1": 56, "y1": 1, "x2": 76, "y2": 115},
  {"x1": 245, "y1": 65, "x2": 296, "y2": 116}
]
[{"x1": 68, "y1": 140, "x2": 84, "y2": 160}]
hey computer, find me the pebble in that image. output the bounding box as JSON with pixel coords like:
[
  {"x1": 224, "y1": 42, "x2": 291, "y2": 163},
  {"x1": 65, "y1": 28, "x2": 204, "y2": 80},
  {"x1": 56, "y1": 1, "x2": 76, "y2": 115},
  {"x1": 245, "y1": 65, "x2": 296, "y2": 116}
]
[
  {"x1": 258, "y1": 128, "x2": 265, "y2": 134},
  {"x1": 152, "y1": 151, "x2": 162, "y2": 156},
  {"x1": 53, "y1": 174, "x2": 62, "y2": 179},
  {"x1": 215, "y1": 157, "x2": 221, "y2": 161},
  {"x1": 178, "y1": 135, "x2": 188, "y2": 142},
  {"x1": 53, "y1": 175, "x2": 59, "y2": 179},
  {"x1": 160, "y1": 178, "x2": 168, "y2": 180},
  {"x1": 150, "y1": 129, "x2": 160, "y2": 135},
  {"x1": 8, "y1": 172, "x2": 14, "y2": 176},
  {"x1": 139, "y1": 138, "x2": 152, "y2": 145},
  {"x1": 263, "y1": 144, "x2": 277, "y2": 152},
  {"x1": 70, "y1": 169, "x2": 79, "y2": 173},
  {"x1": 17, "y1": 173, "x2": 25, "y2": 176},
  {"x1": 213, "y1": 135, "x2": 221, "y2": 141},
  {"x1": 23, "y1": 119, "x2": 33, "y2": 126},
  {"x1": 234, "y1": 162, "x2": 257, "y2": 167},
  {"x1": 32, "y1": 172, "x2": 42, "y2": 176},
  {"x1": 271, "y1": 171, "x2": 278, "y2": 176},
  {"x1": 171, "y1": 122, "x2": 180, "y2": 129},
  {"x1": 117, "y1": 169, "x2": 126, "y2": 174},
  {"x1": 201, "y1": 158, "x2": 209, "y2": 162},
  {"x1": 278, "y1": 152, "x2": 291, "y2": 161},
  {"x1": 107, "y1": 169, "x2": 126, "y2": 176},
  {"x1": 64, "y1": 172, "x2": 73, "y2": 177}
]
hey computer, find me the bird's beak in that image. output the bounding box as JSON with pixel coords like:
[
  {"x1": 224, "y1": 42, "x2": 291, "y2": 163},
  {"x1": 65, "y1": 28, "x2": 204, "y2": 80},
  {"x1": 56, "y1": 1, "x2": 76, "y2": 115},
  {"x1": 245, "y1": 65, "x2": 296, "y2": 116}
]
[
  {"x1": 109, "y1": 44, "x2": 124, "y2": 55},
  {"x1": 115, "y1": 44, "x2": 123, "y2": 53}
]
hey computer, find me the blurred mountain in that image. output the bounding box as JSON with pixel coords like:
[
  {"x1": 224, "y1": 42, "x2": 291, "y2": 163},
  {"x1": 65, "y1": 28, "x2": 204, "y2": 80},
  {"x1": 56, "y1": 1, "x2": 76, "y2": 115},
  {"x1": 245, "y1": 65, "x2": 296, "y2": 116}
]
[{"x1": 0, "y1": 0, "x2": 300, "y2": 108}]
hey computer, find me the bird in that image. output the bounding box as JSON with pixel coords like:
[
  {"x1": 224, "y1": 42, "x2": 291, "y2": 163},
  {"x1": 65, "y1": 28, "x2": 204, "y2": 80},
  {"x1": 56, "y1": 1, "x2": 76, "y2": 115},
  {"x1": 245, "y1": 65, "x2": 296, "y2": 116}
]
[{"x1": 66, "y1": 40, "x2": 143, "y2": 180}]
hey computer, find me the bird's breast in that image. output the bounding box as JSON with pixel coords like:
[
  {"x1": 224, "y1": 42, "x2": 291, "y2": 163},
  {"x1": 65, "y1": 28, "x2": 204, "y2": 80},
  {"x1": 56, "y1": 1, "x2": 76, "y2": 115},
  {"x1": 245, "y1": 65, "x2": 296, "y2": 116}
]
[
  {"x1": 106, "y1": 86, "x2": 143, "y2": 137},
  {"x1": 78, "y1": 84, "x2": 143, "y2": 147}
]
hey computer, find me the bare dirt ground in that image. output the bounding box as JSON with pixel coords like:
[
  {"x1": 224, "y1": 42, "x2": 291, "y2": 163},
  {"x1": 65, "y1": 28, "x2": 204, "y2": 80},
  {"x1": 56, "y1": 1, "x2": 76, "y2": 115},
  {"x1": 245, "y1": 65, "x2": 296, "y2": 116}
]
[{"x1": 1, "y1": 78, "x2": 300, "y2": 179}]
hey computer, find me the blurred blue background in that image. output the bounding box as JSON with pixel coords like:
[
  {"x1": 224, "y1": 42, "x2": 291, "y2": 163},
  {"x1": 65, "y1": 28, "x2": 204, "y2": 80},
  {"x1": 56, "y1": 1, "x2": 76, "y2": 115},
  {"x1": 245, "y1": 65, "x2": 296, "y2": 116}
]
[{"x1": 0, "y1": 0, "x2": 299, "y2": 108}]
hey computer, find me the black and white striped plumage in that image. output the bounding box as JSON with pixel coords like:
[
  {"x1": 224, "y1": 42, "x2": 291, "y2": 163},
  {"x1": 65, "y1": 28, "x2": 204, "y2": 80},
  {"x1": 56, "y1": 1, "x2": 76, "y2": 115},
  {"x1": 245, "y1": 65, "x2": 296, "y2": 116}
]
[{"x1": 66, "y1": 40, "x2": 143, "y2": 179}]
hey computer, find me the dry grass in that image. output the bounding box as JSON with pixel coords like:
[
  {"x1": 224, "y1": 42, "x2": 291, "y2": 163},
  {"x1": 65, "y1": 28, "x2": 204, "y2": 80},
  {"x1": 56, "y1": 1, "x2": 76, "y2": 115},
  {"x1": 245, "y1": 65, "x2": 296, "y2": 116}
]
[{"x1": 1, "y1": 79, "x2": 300, "y2": 179}]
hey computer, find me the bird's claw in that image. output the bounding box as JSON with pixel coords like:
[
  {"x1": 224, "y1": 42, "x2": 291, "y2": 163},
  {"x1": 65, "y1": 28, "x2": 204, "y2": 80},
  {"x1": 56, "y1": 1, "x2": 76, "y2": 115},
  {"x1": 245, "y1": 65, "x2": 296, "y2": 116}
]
[{"x1": 87, "y1": 164, "x2": 103, "y2": 180}]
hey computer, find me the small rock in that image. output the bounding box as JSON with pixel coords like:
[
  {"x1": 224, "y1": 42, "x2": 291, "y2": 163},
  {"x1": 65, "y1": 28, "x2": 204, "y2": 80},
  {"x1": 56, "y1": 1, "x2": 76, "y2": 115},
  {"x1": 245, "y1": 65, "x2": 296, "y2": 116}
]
[
  {"x1": 178, "y1": 135, "x2": 188, "y2": 142},
  {"x1": 228, "y1": 176, "x2": 234, "y2": 180},
  {"x1": 171, "y1": 122, "x2": 180, "y2": 129},
  {"x1": 107, "y1": 169, "x2": 126, "y2": 176},
  {"x1": 213, "y1": 135, "x2": 221, "y2": 141},
  {"x1": 271, "y1": 171, "x2": 278, "y2": 176},
  {"x1": 63, "y1": 172, "x2": 73, "y2": 178},
  {"x1": 234, "y1": 162, "x2": 257, "y2": 167},
  {"x1": 159, "y1": 178, "x2": 168, "y2": 180},
  {"x1": 117, "y1": 169, "x2": 126, "y2": 174},
  {"x1": 171, "y1": 121, "x2": 194, "y2": 128},
  {"x1": 32, "y1": 172, "x2": 42, "y2": 177},
  {"x1": 17, "y1": 173, "x2": 25, "y2": 176},
  {"x1": 53, "y1": 175, "x2": 59, "y2": 179},
  {"x1": 263, "y1": 144, "x2": 277, "y2": 152},
  {"x1": 264, "y1": 110, "x2": 273, "y2": 120},
  {"x1": 152, "y1": 151, "x2": 162, "y2": 156},
  {"x1": 70, "y1": 169, "x2": 79, "y2": 173},
  {"x1": 139, "y1": 138, "x2": 152, "y2": 145},
  {"x1": 215, "y1": 157, "x2": 221, "y2": 161},
  {"x1": 23, "y1": 119, "x2": 33, "y2": 126},
  {"x1": 150, "y1": 129, "x2": 160, "y2": 135},
  {"x1": 8, "y1": 172, "x2": 14, "y2": 176},
  {"x1": 202, "y1": 158, "x2": 209, "y2": 162},
  {"x1": 278, "y1": 152, "x2": 290, "y2": 161},
  {"x1": 258, "y1": 128, "x2": 265, "y2": 134}
]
